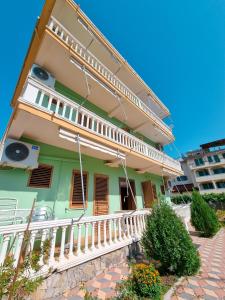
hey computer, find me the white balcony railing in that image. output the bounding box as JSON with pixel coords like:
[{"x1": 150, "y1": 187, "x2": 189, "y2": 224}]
[
  {"x1": 22, "y1": 78, "x2": 182, "y2": 173},
  {"x1": 195, "y1": 172, "x2": 225, "y2": 183},
  {"x1": 47, "y1": 17, "x2": 173, "y2": 139},
  {"x1": 0, "y1": 210, "x2": 149, "y2": 274}
]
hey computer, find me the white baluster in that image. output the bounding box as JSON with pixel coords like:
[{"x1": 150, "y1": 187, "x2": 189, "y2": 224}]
[
  {"x1": 76, "y1": 224, "x2": 82, "y2": 255},
  {"x1": 86, "y1": 115, "x2": 90, "y2": 128},
  {"x1": 103, "y1": 220, "x2": 107, "y2": 247},
  {"x1": 0, "y1": 234, "x2": 10, "y2": 265},
  {"x1": 84, "y1": 223, "x2": 89, "y2": 253},
  {"x1": 69, "y1": 107, "x2": 73, "y2": 120},
  {"x1": 39, "y1": 229, "x2": 48, "y2": 266},
  {"x1": 49, "y1": 19, "x2": 54, "y2": 30},
  {"x1": 118, "y1": 218, "x2": 122, "y2": 241},
  {"x1": 26, "y1": 230, "x2": 38, "y2": 254},
  {"x1": 130, "y1": 216, "x2": 134, "y2": 237},
  {"x1": 47, "y1": 96, "x2": 53, "y2": 110},
  {"x1": 55, "y1": 99, "x2": 60, "y2": 115},
  {"x1": 126, "y1": 217, "x2": 131, "y2": 238},
  {"x1": 59, "y1": 226, "x2": 67, "y2": 263},
  {"x1": 108, "y1": 219, "x2": 113, "y2": 245},
  {"x1": 48, "y1": 227, "x2": 58, "y2": 266},
  {"x1": 69, "y1": 224, "x2": 74, "y2": 258},
  {"x1": 37, "y1": 91, "x2": 45, "y2": 106},
  {"x1": 91, "y1": 222, "x2": 96, "y2": 251},
  {"x1": 13, "y1": 232, "x2": 24, "y2": 267},
  {"x1": 113, "y1": 219, "x2": 118, "y2": 242},
  {"x1": 97, "y1": 221, "x2": 102, "y2": 248},
  {"x1": 134, "y1": 216, "x2": 138, "y2": 237}
]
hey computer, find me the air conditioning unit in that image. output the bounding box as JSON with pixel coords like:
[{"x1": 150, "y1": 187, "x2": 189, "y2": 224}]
[
  {"x1": 0, "y1": 139, "x2": 40, "y2": 169},
  {"x1": 29, "y1": 64, "x2": 55, "y2": 89}
]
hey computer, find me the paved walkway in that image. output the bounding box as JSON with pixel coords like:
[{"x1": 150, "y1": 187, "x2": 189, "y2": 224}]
[
  {"x1": 173, "y1": 228, "x2": 225, "y2": 300},
  {"x1": 57, "y1": 263, "x2": 130, "y2": 299},
  {"x1": 55, "y1": 228, "x2": 225, "y2": 300}
]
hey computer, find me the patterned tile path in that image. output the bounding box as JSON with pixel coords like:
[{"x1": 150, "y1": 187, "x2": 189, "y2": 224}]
[
  {"x1": 55, "y1": 263, "x2": 130, "y2": 299},
  {"x1": 172, "y1": 228, "x2": 225, "y2": 300}
]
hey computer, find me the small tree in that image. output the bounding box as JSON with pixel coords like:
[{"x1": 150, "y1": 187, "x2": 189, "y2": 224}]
[
  {"x1": 142, "y1": 203, "x2": 200, "y2": 276},
  {"x1": 191, "y1": 191, "x2": 220, "y2": 237}
]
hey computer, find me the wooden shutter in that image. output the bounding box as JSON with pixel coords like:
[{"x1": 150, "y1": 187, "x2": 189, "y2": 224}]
[
  {"x1": 28, "y1": 164, "x2": 53, "y2": 188},
  {"x1": 94, "y1": 175, "x2": 109, "y2": 216},
  {"x1": 141, "y1": 181, "x2": 154, "y2": 208},
  {"x1": 70, "y1": 171, "x2": 88, "y2": 208}
]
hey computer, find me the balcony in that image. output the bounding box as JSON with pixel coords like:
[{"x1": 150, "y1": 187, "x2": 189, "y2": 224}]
[
  {"x1": 45, "y1": 17, "x2": 173, "y2": 142},
  {"x1": 15, "y1": 77, "x2": 181, "y2": 175},
  {"x1": 195, "y1": 172, "x2": 225, "y2": 183},
  {"x1": 189, "y1": 159, "x2": 225, "y2": 170}
]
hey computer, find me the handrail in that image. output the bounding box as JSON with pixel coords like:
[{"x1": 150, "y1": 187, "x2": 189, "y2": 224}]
[
  {"x1": 21, "y1": 77, "x2": 181, "y2": 172},
  {"x1": 47, "y1": 16, "x2": 173, "y2": 138}
]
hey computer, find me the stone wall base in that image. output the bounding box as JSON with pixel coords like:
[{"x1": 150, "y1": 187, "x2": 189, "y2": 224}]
[{"x1": 29, "y1": 242, "x2": 142, "y2": 300}]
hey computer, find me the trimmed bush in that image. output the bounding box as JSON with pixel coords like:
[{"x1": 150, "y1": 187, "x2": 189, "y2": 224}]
[
  {"x1": 142, "y1": 203, "x2": 200, "y2": 276},
  {"x1": 191, "y1": 191, "x2": 220, "y2": 237}
]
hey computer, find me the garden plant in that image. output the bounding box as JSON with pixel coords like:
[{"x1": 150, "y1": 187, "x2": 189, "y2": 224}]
[
  {"x1": 191, "y1": 191, "x2": 220, "y2": 237},
  {"x1": 142, "y1": 203, "x2": 200, "y2": 276}
]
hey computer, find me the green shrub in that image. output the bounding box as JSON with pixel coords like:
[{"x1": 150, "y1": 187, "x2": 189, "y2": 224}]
[
  {"x1": 191, "y1": 191, "x2": 220, "y2": 237},
  {"x1": 116, "y1": 263, "x2": 162, "y2": 300},
  {"x1": 172, "y1": 195, "x2": 192, "y2": 204},
  {"x1": 142, "y1": 203, "x2": 200, "y2": 276},
  {"x1": 172, "y1": 192, "x2": 225, "y2": 206}
]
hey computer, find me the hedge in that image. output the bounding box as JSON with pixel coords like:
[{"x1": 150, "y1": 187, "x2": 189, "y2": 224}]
[{"x1": 172, "y1": 193, "x2": 225, "y2": 206}]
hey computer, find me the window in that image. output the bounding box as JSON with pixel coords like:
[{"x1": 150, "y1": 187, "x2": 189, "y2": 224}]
[
  {"x1": 202, "y1": 182, "x2": 214, "y2": 190},
  {"x1": 216, "y1": 182, "x2": 225, "y2": 189},
  {"x1": 177, "y1": 176, "x2": 188, "y2": 182},
  {"x1": 195, "y1": 158, "x2": 204, "y2": 166},
  {"x1": 70, "y1": 171, "x2": 88, "y2": 208},
  {"x1": 208, "y1": 156, "x2": 213, "y2": 163},
  {"x1": 213, "y1": 155, "x2": 220, "y2": 163},
  {"x1": 222, "y1": 153, "x2": 225, "y2": 159},
  {"x1": 197, "y1": 169, "x2": 209, "y2": 177},
  {"x1": 213, "y1": 168, "x2": 225, "y2": 175},
  {"x1": 28, "y1": 164, "x2": 53, "y2": 188}
]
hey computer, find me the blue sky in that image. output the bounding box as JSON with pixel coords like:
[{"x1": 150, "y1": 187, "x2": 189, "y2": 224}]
[{"x1": 0, "y1": 1, "x2": 225, "y2": 158}]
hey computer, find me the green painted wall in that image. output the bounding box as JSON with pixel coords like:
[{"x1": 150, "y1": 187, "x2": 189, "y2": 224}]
[
  {"x1": 55, "y1": 81, "x2": 157, "y2": 148},
  {"x1": 0, "y1": 139, "x2": 163, "y2": 219}
]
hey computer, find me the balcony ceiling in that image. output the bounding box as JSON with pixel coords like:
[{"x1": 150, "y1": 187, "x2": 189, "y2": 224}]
[
  {"x1": 50, "y1": 0, "x2": 169, "y2": 119},
  {"x1": 7, "y1": 108, "x2": 178, "y2": 177},
  {"x1": 35, "y1": 32, "x2": 172, "y2": 145}
]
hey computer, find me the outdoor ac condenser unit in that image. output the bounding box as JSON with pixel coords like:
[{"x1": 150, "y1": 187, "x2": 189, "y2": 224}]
[
  {"x1": 0, "y1": 138, "x2": 40, "y2": 169},
  {"x1": 29, "y1": 64, "x2": 55, "y2": 89}
]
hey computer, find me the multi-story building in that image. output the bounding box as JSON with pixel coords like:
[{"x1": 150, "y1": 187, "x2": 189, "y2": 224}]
[
  {"x1": 170, "y1": 139, "x2": 225, "y2": 195},
  {"x1": 0, "y1": 0, "x2": 182, "y2": 219}
]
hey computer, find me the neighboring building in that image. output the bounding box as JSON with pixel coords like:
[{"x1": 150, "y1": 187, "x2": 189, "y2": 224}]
[
  {"x1": 0, "y1": 0, "x2": 182, "y2": 221},
  {"x1": 170, "y1": 139, "x2": 225, "y2": 195}
]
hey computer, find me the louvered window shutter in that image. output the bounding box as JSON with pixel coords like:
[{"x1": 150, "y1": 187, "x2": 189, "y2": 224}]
[
  {"x1": 71, "y1": 171, "x2": 88, "y2": 208},
  {"x1": 28, "y1": 164, "x2": 53, "y2": 188},
  {"x1": 94, "y1": 175, "x2": 108, "y2": 215}
]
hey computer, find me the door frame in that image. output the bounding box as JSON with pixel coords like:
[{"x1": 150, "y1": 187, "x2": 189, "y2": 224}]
[{"x1": 119, "y1": 177, "x2": 136, "y2": 210}]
